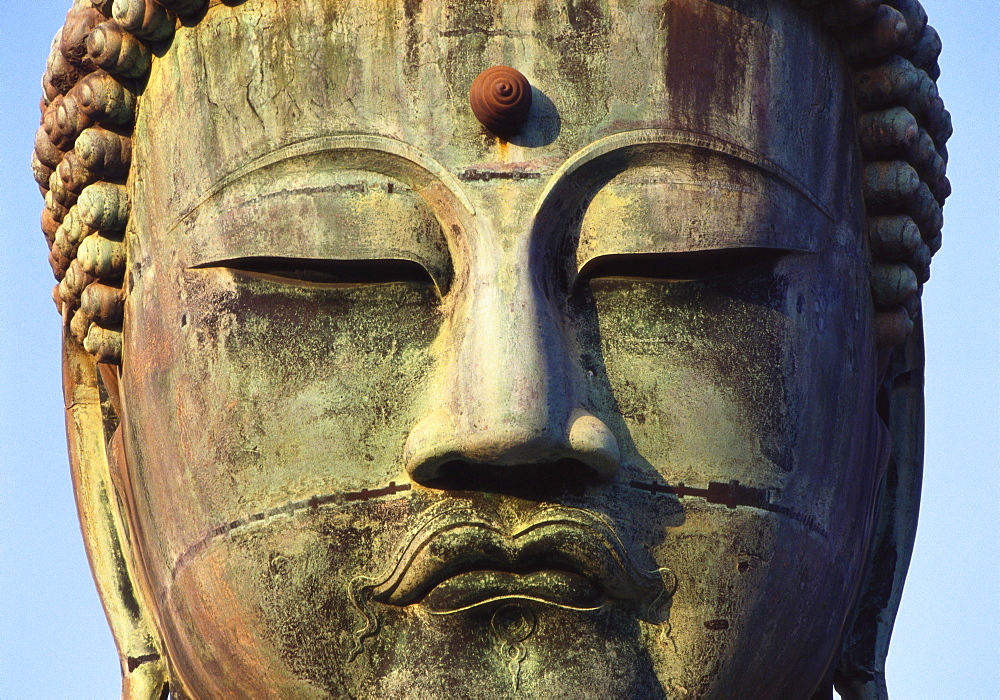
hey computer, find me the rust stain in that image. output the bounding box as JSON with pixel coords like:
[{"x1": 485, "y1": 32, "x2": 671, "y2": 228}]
[
  {"x1": 661, "y1": 1, "x2": 760, "y2": 133},
  {"x1": 403, "y1": 0, "x2": 422, "y2": 71}
]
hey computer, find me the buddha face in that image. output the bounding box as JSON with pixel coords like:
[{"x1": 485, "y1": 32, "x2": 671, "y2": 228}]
[{"x1": 119, "y1": 1, "x2": 885, "y2": 696}]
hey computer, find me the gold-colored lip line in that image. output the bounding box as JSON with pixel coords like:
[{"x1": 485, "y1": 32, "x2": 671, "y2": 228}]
[{"x1": 425, "y1": 592, "x2": 603, "y2": 616}]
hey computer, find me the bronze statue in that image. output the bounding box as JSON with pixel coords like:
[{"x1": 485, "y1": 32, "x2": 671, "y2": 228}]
[{"x1": 33, "y1": 0, "x2": 950, "y2": 697}]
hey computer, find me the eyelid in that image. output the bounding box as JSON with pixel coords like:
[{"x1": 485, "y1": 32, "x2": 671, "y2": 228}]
[
  {"x1": 192, "y1": 256, "x2": 442, "y2": 294},
  {"x1": 577, "y1": 248, "x2": 796, "y2": 285}
]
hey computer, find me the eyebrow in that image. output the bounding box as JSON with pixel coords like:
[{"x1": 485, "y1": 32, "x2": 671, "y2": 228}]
[
  {"x1": 533, "y1": 128, "x2": 835, "y2": 223},
  {"x1": 166, "y1": 128, "x2": 832, "y2": 241},
  {"x1": 164, "y1": 134, "x2": 476, "y2": 237}
]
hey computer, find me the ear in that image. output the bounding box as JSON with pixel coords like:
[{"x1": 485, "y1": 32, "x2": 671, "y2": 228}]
[
  {"x1": 62, "y1": 334, "x2": 170, "y2": 699},
  {"x1": 833, "y1": 318, "x2": 926, "y2": 700}
]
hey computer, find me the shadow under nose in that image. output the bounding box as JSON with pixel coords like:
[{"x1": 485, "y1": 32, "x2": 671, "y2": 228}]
[
  {"x1": 403, "y1": 408, "x2": 621, "y2": 495},
  {"x1": 418, "y1": 458, "x2": 601, "y2": 500}
]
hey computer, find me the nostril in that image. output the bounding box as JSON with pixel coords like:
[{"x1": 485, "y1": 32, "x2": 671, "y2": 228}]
[
  {"x1": 403, "y1": 409, "x2": 622, "y2": 489},
  {"x1": 567, "y1": 410, "x2": 620, "y2": 479},
  {"x1": 421, "y1": 458, "x2": 598, "y2": 500}
]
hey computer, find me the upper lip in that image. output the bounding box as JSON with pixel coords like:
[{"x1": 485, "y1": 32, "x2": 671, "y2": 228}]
[{"x1": 369, "y1": 505, "x2": 663, "y2": 613}]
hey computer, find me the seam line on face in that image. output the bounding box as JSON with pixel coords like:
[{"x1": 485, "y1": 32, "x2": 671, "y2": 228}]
[
  {"x1": 628, "y1": 480, "x2": 828, "y2": 538},
  {"x1": 169, "y1": 482, "x2": 412, "y2": 581},
  {"x1": 169, "y1": 479, "x2": 827, "y2": 582}
]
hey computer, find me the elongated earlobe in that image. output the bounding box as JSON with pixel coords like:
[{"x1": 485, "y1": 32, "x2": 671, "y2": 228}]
[
  {"x1": 834, "y1": 319, "x2": 926, "y2": 700},
  {"x1": 64, "y1": 342, "x2": 169, "y2": 699}
]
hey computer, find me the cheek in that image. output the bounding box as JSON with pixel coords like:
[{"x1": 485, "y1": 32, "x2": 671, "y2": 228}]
[
  {"x1": 120, "y1": 268, "x2": 449, "y2": 694},
  {"x1": 581, "y1": 271, "x2": 796, "y2": 485},
  {"x1": 120, "y1": 267, "x2": 441, "y2": 589},
  {"x1": 175, "y1": 273, "x2": 440, "y2": 493},
  {"x1": 154, "y1": 499, "x2": 430, "y2": 698},
  {"x1": 578, "y1": 255, "x2": 875, "y2": 501},
  {"x1": 574, "y1": 260, "x2": 879, "y2": 691},
  {"x1": 584, "y1": 281, "x2": 794, "y2": 551}
]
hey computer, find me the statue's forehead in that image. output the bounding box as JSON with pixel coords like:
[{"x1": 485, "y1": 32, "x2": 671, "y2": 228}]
[{"x1": 135, "y1": 0, "x2": 856, "y2": 226}]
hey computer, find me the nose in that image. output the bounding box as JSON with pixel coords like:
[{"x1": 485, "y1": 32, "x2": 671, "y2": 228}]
[{"x1": 403, "y1": 265, "x2": 620, "y2": 489}]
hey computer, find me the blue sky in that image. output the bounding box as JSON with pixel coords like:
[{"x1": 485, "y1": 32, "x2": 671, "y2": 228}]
[{"x1": 1, "y1": 2, "x2": 995, "y2": 697}]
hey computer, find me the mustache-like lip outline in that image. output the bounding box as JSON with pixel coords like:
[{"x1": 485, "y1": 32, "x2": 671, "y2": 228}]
[{"x1": 368, "y1": 505, "x2": 664, "y2": 613}]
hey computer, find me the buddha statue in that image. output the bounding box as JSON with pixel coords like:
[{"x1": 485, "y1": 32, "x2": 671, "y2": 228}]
[{"x1": 32, "y1": 0, "x2": 950, "y2": 697}]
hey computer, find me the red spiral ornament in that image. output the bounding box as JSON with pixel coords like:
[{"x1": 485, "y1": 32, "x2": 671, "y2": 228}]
[{"x1": 469, "y1": 66, "x2": 533, "y2": 136}]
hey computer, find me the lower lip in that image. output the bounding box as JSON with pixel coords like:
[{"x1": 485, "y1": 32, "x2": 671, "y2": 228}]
[{"x1": 421, "y1": 570, "x2": 604, "y2": 614}]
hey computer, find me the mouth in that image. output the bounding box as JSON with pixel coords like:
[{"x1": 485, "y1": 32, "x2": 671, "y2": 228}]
[{"x1": 369, "y1": 506, "x2": 663, "y2": 615}]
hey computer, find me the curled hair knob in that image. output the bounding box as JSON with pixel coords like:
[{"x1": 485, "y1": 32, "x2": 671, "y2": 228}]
[{"x1": 469, "y1": 66, "x2": 532, "y2": 137}]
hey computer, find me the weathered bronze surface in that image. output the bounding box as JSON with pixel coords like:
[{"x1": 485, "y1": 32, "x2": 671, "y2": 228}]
[{"x1": 34, "y1": 1, "x2": 951, "y2": 698}]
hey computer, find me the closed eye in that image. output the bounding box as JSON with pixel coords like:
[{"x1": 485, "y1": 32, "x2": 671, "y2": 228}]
[
  {"x1": 577, "y1": 248, "x2": 792, "y2": 285},
  {"x1": 192, "y1": 256, "x2": 439, "y2": 290}
]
